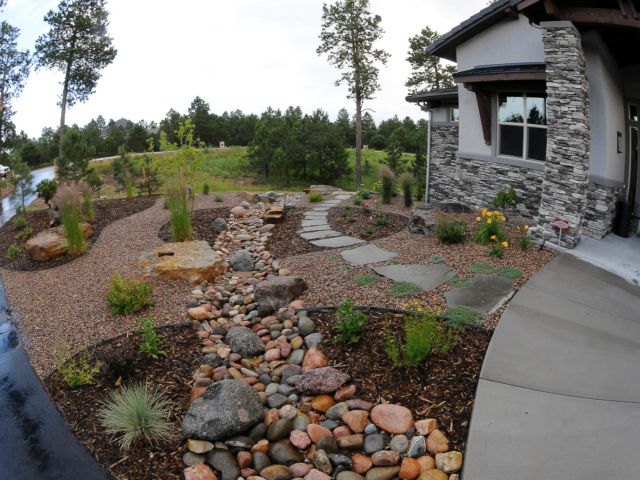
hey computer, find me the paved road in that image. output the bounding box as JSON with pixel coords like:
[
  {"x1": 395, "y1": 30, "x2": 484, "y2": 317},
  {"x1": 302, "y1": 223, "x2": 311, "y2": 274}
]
[
  {"x1": 0, "y1": 166, "x2": 56, "y2": 225},
  {"x1": 463, "y1": 254, "x2": 640, "y2": 478}
]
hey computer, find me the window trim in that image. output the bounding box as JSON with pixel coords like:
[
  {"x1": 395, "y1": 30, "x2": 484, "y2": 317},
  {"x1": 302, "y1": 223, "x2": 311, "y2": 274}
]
[
  {"x1": 497, "y1": 92, "x2": 547, "y2": 161},
  {"x1": 449, "y1": 107, "x2": 460, "y2": 123}
]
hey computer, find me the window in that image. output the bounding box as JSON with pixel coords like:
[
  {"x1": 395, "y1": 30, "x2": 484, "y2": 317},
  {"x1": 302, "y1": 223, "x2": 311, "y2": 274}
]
[
  {"x1": 629, "y1": 104, "x2": 638, "y2": 122},
  {"x1": 498, "y1": 93, "x2": 547, "y2": 161},
  {"x1": 450, "y1": 108, "x2": 460, "y2": 122}
]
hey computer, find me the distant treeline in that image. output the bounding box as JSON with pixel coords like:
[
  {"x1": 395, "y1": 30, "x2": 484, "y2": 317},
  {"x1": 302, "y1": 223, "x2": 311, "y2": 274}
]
[{"x1": 11, "y1": 96, "x2": 428, "y2": 172}]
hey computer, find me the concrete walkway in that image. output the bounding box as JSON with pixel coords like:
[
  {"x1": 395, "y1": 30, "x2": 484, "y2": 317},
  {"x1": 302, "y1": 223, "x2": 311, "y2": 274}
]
[{"x1": 463, "y1": 254, "x2": 640, "y2": 479}]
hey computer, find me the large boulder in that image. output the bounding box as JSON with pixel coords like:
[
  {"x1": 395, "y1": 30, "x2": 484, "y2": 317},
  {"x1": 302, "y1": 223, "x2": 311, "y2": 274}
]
[
  {"x1": 25, "y1": 223, "x2": 93, "y2": 261},
  {"x1": 255, "y1": 276, "x2": 307, "y2": 314},
  {"x1": 139, "y1": 240, "x2": 228, "y2": 284},
  {"x1": 408, "y1": 209, "x2": 435, "y2": 236},
  {"x1": 182, "y1": 380, "x2": 264, "y2": 441},
  {"x1": 225, "y1": 326, "x2": 265, "y2": 357},
  {"x1": 229, "y1": 249, "x2": 254, "y2": 272}
]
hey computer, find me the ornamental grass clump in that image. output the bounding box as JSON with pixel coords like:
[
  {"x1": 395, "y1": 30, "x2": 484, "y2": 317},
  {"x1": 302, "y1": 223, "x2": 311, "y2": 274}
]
[
  {"x1": 54, "y1": 183, "x2": 86, "y2": 255},
  {"x1": 308, "y1": 191, "x2": 323, "y2": 202},
  {"x1": 399, "y1": 172, "x2": 414, "y2": 207},
  {"x1": 98, "y1": 382, "x2": 172, "y2": 451},
  {"x1": 435, "y1": 214, "x2": 466, "y2": 244},
  {"x1": 107, "y1": 274, "x2": 153, "y2": 315},
  {"x1": 334, "y1": 298, "x2": 369, "y2": 344},
  {"x1": 165, "y1": 180, "x2": 192, "y2": 242},
  {"x1": 379, "y1": 165, "x2": 395, "y2": 204}
]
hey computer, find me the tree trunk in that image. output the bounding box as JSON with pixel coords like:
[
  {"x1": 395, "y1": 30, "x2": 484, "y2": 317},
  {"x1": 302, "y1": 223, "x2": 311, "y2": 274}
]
[
  {"x1": 58, "y1": 59, "x2": 73, "y2": 159},
  {"x1": 354, "y1": 98, "x2": 363, "y2": 189}
]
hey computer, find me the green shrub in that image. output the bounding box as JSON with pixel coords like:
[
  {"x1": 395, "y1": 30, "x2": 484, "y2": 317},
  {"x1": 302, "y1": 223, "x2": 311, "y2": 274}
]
[
  {"x1": 6, "y1": 244, "x2": 21, "y2": 258},
  {"x1": 495, "y1": 266, "x2": 523, "y2": 279},
  {"x1": 384, "y1": 323, "x2": 401, "y2": 367},
  {"x1": 491, "y1": 186, "x2": 519, "y2": 210},
  {"x1": 202, "y1": 183, "x2": 210, "y2": 195},
  {"x1": 429, "y1": 254, "x2": 444, "y2": 264},
  {"x1": 354, "y1": 274, "x2": 379, "y2": 286},
  {"x1": 15, "y1": 225, "x2": 33, "y2": 241},
  {"x1": 380, "y1": 165, "x2": 395, "y2": 204},
  {"x1": 441, "y1": 306, "x2": 480, "y2": 329},
  {"x1": 469, "y1": 262, "x2": 494, "y2": 274},
  {"x1": 97, "y1": 382, "x2": 172, "y2": 450},
  {"x1": 352, "y1": 195, "x2": 363, "y2": 206},
  {"x1": 214, "y1": 194, "x2": 224, "y2": 203},
  {"x1": 357, "y1": 186, "x2": 371, "y2": 199},
  {"x1": 435, "y1": 214, "x2": 466, "y2": 244},
  {"x1": 82, "y1": 190, "x2": 95, "y2": 223},
  {"x1": 489, "y1": 245, "x2": 505, "y2": 259},
  {"x1": 375, "y1": 217, "x2": 389, "y2": 226},
  {"x1": 125, "y1": 176, "x2": 135, "y2": 198},
  {"x1": 399, "y1": 172, "x2": 413, "y2": 208},
  {"x1": 519, "y1": 235, "x2": 532, "y2": 251},
  {"x1": 138, "y1": 317, "x2": 166, "y2": 359},
  {"x1": 12, "y1": 215, "x2": 27, "y2": 230},
  {"x1": 308, "y1": 191, "x2": 323, "y2": 202},
  {"x1": 334, "y1": 298, "x2": 369, "y2": 344},
  {"x1": 389, "y1": 281, "x2": 422, "y2": 297},
  {"x1": 35, "y1": 178, "x2": 58, "y2": 208},
  {"x1": 107, "y1": 274, "x2": 154, "y2": 315},
  {"x1": 55, "y1": 349, "x2": 101, "y2": 388}
]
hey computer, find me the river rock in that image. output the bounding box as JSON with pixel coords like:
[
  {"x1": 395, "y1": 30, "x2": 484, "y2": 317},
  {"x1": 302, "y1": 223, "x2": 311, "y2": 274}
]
[
  {"x1": 365, "y1": 466, "x2": 401, "y2": 480},
  {"x1": 399, "y1": 457, "x2": 420, "y2": 480},
  {"x1": 295, "y1": 367, "x2": 350, "y2": 395},
  {"x1": 426, "y1": 430, "x2": 449, "y2": 455},
  {"x1": 371, "y1": 450, "x2": 400, "y2": 466},
  {"x1": 417, "y1": 470, "x2": 447, "y2": 480},
  {"x1": 406, "y1": 436, "x2": 426, "y2": 458},
  {"x1": 370, "y1": 404, "x2": 414, "y2": 434},
  {"x1": 206, "y1": 449, "x2": 241, "y2": 480},
  {"x1": 255, "y1": 276, "x2": 308, "y2": 314},
  {"x1": 231, "y1": 206, "x2": 247, "y2": 218},
  {"x1": 313, "y1": 449, "x2": 332, "y2": 474},
  {"x1": 289, "y1": 463, "x2": 312, "y2": 477},
  {"x1": 226, "y1": 326, "x2": 265, "y2": 357},
  {"x1": 363, "y1": 433, "x2": 387, "y2": 454},
  {"x1": 184, "y1": 464, "x2": 217, "y2": 480},
  {"x1": 212, "y1": 218, "x2": 227, "y2": 233},
  {"x1": 253, "y1": 452, "x2": 272, "y2": 472},
  {"x1": 341, "y1": 410, "x2": 368, "y2": 433},
  {"x1": 267, "y1": 419, "x2": 294, "y2": 441},
  {"x1": 230, "y1": 249, "x2": 254, "y2": 271},
  {"x1": 389, "y1": 435, "x2": 409, "y2": 453},
  {"x1": 435, "y1": 452, "x2": 462, "y2": 474},
  {"x1": 182, "y1": 380, "x2": 264, "y2": 441},
  {"x1": 269, "y1": 440, "x2": 304, "y2": 465},
  {"x1": 337, "y1": 472, "x2": 365, "y2": 480},
  {"x1": 261, "y1": 464, "x2": 292, "y2": 480}
]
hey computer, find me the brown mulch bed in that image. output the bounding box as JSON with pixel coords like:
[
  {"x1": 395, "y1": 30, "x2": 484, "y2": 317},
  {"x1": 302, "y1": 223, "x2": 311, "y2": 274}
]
[
  {"x1": 0, "y1": 196, "x2": 158, "y2": 271},
  {"x1": 158, "y1": 207, "x2": 231, "y2": 244},
  {"x1": 327, "y1": 206, "x2": 408, "y2": 240},
  {"x1": 314, "y1": 310, "x2": 492, "y2": 452},
  {"x1": 267, "y1": 207, "x2": 407, "y2": 258},
  {"x1": 44, "y1": 324, "x2": 200, "y2": 480}
]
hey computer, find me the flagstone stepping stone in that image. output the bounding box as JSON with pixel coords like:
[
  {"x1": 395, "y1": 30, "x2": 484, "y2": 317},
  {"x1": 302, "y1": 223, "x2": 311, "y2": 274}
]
[
  {"x1": 444, "y1": 274, "x2": 514, "y2": 314},
  {"x1": 312, "y1": 207, "x2": 331, "y2": 212},
  {"x1": 335, "y1": 194, "x2": 352, "y2": 200},
  {"x1": 298, "y1": 224, "x2": 332, "y2": 233},
  {"x1": 300, "y1": 230, "x2": 342, "y2": 240},
  {"x1": 323, "y1": 200, "x2": 341, "y2": 205},
  {"x1": 341, "y1": 244, "x2": 397, "y2": 266},
  {"x1": 304, "y1": 214, "x2": 328, "y2": 219},
  {"x1": 302, "y1": 219, "x2": 330, "y2": 227},
  {"x1": 311, "y1": 236, "x2": 367, "y2": 248},
  {"x1": 373, "y1": 264, "x2": 456, "y2": 291}
]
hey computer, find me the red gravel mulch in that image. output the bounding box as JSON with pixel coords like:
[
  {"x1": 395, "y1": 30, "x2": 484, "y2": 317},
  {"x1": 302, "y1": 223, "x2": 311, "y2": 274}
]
[
  {"x1": 44, "y1": 324, "x2": 200, "y2": 480},
  {"x1": 314, "y1": 310, "x2": 493, "y2": 452},
  {"x1": 0, "y1": 196, "x2": 158, "y2": 272},
  {"x1": 158, "y1": 207, "x2": 231, "y2": 244}
]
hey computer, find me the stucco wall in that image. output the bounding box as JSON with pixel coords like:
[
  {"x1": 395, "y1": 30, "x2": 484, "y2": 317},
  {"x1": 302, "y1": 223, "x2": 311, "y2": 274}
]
[
  {"x1": 430, "y1": 107, "x2": 451, "y2": 123},
  {"x1": 583, "y1": 31, "x2": 626, "y2": 183},
  {"x1": 456, "y1": 16, "x2": 545, "y2": 157}
]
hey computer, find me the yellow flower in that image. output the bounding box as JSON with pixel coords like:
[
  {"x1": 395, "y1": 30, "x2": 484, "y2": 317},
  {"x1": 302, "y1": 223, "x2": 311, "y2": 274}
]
[
  {"x1": 516, "y1": 226, "x2": 520, "y2": 231},
  {"x1": 486, "y1": 211, "x2": 493, "y2": 217},
  {"x1": 487, "y1": 218, "x2": 492, "y2": 224},
  {"x1": 501, "y1": 241, "x2": 509, "y2": 248},
  {"x1": 481, "y1": 208, "x2": 487, "y2": 214},
  {"x1": 524, "y1": 225, "x2": 529, "y2": 230},
  {"x1": 499, "y1": 216, "x2": 506, "y2": 222},
  {"x1": 402, "y1": 303, "x2": 408, "y2": 308},
  {"x1": 490, "y1": 235, "x2": 497, "y2": 241},
  {"x1": 417, "y1": 307, "x2": 423, "y2": 312},
  {"x1": 476, "y1": 216, "x2": 481, "y2": 222}
]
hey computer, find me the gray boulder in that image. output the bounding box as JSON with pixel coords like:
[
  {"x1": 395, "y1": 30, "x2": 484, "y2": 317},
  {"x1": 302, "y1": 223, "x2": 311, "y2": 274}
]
[
  {"x1": 226, "y1": 326, "x2": 265, "y2": 357},
  {"x1": 255, "y1": 276, "x2": 307, "y2": 314},
  {"x1": 206, "y1": 449, "x2": 241, "y2": 480},
  {"x1": 212, "y1": 217, "x2": 227, "y2": 233},
  {"x1": 182, "y1": 380, "x2": 264, "y2": 441},
  {"x1": 229, "y1": 249, "x2": 254, "y2": 272}
]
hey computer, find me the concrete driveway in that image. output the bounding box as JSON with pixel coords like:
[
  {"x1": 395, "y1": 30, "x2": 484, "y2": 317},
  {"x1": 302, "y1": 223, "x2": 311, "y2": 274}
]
[{"x1": 463, "y1": 254, "x2": 640, "y2": 478}]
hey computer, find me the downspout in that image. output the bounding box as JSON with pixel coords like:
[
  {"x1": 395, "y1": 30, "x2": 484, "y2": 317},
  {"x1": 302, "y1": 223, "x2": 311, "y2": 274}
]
[{"x1": 425, "y1": 108, "x2": 432, "y2": 205}]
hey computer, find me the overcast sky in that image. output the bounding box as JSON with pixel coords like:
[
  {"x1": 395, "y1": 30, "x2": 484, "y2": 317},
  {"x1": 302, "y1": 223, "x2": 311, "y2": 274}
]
[{"x1": 3, "y1": 0, "x2": 487, "y2": 138}]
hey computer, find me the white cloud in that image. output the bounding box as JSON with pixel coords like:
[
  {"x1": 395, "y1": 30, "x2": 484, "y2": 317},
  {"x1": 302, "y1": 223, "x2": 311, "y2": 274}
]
[{"x1": 4, "y1": 0, "x2": 487, "y2": 137}]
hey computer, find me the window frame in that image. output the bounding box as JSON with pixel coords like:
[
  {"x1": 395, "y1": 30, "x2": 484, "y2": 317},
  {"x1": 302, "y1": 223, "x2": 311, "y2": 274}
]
[
  {"x1": 497, "y1": 92, "x2": 547, "y2": 161},
  {"x1": 450, "y1": 107, "x2": 460, "y2": 123}
]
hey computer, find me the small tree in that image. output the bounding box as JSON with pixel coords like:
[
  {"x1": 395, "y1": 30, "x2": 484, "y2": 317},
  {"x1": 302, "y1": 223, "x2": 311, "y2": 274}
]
[
  {"x1": 10, "y1": 155, "x2": 33, "y2": 211},
  {"x1": 111, "y1": 146, "x2": 138, "y2": 194},
  {"x1": 85, "y1": 168, "x2": 103, "y2": 199},
  {"x1": 136, "y1": 138, "x2": 162, "y2": 196},
  {"x1": 36, "y1": 178, "x2": 58, "y2": 211},
  {"x1": 58, "y1": 129, "x2": 93, "y2": 182},
  {"x1": 317, "y1": 0, "x2": 390, "y2": 189}
]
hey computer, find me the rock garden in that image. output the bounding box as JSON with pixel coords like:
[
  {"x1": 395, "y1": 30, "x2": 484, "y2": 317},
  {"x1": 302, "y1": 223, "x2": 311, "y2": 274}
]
[{"x1": 5, "y1": 175, "x2": 558, "y2": 480}]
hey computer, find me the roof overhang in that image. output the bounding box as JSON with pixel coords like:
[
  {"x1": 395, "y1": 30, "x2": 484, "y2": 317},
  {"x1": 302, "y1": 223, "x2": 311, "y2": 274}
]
[
  {"x1": 405, "y1": 87, "x2": 459, "y2": 108},
  {"x1": 454, "y1": 62, "x2": 547, "y2": 84}
]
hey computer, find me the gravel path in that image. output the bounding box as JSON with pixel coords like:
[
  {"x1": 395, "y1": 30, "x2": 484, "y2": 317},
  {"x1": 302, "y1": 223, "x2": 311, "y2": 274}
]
[{"x1": 1, "y1": 193, "x2": 246, "y2": 377}]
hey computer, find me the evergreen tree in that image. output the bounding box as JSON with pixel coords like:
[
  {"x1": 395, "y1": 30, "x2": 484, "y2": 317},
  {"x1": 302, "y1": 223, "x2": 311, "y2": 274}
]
[
  {"x1": 406, "y1": 26, "x2": 456, "y2": 94},
  {"x1": 58, "y1": 128, "x2": 93, "y2": 182}
]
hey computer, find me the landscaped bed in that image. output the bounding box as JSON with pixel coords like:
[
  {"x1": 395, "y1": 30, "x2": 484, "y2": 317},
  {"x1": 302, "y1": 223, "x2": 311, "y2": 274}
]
[
  {"x1": 158, "y1": 206, "x2": 231, "y2": 244},
  {"x1": 313, "y1": 309, "x2": 492, "y2": 452},
  {"x1": 44, "y1": 324, "x2": 199, "y2": 480},
  {"x1": 0, "y1": 196, "x2": 157, "y2": 271}
]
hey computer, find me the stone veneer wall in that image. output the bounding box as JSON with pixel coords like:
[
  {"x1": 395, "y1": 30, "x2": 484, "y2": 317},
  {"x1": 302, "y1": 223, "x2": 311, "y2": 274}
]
[
  {"x1": 429, "y1": 124, "x2": 544, "y2": 217},
  {"x1": 537, "y1": 23, "x2": 591, "y2": 248},
  {"x1": 582, "y1": 182, "x2": 624, "y2": 239}
]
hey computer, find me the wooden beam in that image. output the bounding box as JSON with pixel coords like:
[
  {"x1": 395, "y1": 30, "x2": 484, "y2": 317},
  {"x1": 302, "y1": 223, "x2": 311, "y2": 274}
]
[
  {"x1": 543, "y1": 0, "x2": 562, "y2": 18},
  {"x1": 619, "y1": 0, "x2": 639, "y2": 19},
  {"x1": 517, "y1": 0, "x2": 542, "y2": 12},
  {"x1": 543, "y1": 3, "x2": 640, "y2": 29},
  {"x1": 467, "y1": 88, "x2": 492, "y2": 146},
  {"x1": 455, "y1": 72, "x2": 546, "y2": 84}
]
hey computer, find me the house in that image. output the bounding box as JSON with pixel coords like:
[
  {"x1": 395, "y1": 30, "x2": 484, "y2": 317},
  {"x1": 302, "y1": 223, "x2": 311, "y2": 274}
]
[{"x1": 407, "y1": 0, "x2": 640, "y2": 248}]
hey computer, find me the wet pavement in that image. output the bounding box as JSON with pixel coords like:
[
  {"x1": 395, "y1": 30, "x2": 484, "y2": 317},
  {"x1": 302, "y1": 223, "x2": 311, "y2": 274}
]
[
  {"x1": 0, "y1": 171, "x2": 111, "y2": 478},
  {"x1": 0, "y1": 166, "x2": 56, "y2": 225}
]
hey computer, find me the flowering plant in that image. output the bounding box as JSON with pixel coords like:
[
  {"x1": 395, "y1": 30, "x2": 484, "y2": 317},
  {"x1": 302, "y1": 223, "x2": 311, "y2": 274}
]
[{"x1": 474, "y1": 208, "x2": 507, "y2": 244}]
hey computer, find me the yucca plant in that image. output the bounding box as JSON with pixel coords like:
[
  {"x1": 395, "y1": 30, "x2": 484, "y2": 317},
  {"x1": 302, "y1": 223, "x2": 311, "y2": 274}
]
[{"x1": 98, "y1": 382, "x2": 172, "y2": 450}]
